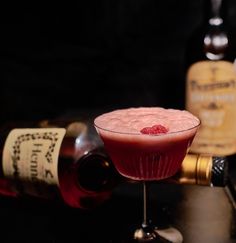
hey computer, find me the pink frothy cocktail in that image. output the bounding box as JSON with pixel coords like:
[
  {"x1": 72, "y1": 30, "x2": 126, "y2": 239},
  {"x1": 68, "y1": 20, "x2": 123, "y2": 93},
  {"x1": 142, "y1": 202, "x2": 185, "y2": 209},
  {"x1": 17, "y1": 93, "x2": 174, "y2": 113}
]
[{"x1": 94, "y1": 107, "x2": 200, "y2": 181}]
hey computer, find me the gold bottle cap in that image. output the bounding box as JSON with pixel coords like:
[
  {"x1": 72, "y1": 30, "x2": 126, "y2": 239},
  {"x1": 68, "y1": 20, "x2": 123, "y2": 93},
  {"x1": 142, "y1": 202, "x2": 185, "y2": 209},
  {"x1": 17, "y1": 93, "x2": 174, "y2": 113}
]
[
  {"x1": 178, "y1": 154, "x2": 212, "y2": 186},
  {"x1": 178, "y1": 154, "x2": 228, "y2": 186}
]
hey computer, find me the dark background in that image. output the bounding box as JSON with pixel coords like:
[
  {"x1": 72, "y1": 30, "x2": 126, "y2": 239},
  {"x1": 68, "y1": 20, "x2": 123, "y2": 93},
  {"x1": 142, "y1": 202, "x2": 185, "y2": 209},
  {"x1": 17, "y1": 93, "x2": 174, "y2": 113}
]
[
  {"x1": 1, "y1": 0, "x2": 236, "y2": 122},
  {"x1": 0, "y1": 2, "x2": 236, "y2": 242}
]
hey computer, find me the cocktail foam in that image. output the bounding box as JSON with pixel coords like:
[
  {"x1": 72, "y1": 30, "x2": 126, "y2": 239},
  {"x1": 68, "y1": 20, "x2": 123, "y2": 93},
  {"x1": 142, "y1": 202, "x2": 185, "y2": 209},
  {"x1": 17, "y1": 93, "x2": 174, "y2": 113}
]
[{"x1": 94, "y1": 107, "x2": 200, "y2": 134}]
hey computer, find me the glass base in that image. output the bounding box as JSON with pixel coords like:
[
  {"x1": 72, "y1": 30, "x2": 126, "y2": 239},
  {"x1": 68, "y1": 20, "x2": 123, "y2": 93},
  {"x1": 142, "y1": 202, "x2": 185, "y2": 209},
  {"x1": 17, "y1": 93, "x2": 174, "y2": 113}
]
[
  {"x1": 118, "y1": 225, "x2": 182, "y2": 243},
  {"x1": 134, "y1": 225, "x2": 169, "y2": 242},
  {"x1": 155, "y1": 227, "x2": 183, "y2": 243},
  {"x1": 116, "y1": 226, "x2": 183, "y2": 243}
]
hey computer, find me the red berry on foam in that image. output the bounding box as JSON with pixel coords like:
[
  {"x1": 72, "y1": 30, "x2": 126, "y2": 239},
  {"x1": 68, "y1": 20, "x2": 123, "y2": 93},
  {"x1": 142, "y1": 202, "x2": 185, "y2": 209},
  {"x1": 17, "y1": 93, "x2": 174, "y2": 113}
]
[{"x1": 140, "y1": 124, "x2": 169, "y2": 135}]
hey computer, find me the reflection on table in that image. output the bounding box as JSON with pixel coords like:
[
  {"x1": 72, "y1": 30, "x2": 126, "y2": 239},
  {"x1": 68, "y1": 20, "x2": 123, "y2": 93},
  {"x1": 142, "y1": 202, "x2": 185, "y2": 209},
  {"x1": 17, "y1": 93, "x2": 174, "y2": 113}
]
[{"x1": 0, "y1": 182, "x2": 234, "y2": 243}]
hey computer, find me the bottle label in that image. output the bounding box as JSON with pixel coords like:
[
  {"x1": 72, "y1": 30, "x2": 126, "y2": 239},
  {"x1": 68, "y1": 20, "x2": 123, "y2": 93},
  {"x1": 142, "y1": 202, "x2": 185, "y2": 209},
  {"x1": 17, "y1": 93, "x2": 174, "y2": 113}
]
[
  {"x1": 2, "y1": 128, "x2": 66, "y2": 188},
  {"x1": 186, "y1": 60, "x2": 236, "y2": 156}
]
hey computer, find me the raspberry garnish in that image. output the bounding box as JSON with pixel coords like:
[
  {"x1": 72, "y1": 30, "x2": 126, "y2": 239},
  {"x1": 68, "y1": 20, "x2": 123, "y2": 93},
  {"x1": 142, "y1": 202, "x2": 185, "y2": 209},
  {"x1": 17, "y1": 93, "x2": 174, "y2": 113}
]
[{"x1": 140, "y1": 124, "x2": 169, "y2": 135}]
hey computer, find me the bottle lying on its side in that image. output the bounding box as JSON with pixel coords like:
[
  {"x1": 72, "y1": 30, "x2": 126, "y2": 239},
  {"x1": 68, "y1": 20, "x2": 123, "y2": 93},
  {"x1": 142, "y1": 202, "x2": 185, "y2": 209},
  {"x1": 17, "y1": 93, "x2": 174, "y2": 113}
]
[{"x1": 0, "y1": 119, "x2": 228, "y2": 209}]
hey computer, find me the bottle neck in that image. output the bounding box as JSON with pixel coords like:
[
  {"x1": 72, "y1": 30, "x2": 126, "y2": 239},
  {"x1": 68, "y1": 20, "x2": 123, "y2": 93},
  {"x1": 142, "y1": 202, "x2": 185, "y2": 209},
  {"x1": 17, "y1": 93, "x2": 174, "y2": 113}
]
[
  {"x1": 76, "y1": 150, "x2": 121, "y2": 192},
  {"x1": 203, "y1": 0, "x2": 228, "y2": 60},
  {"x1": 208, "y1": 0, "x2": 223, "y2": 27},
  {"x1": 211, "y1": 0, "x2": 223, "y2": 18},
  {"x1": 78, "y1": 153, "x2": 227, "y2": 190},
  {"x1": 204, "y1": 0, "x2": 225, "y2": 22}
]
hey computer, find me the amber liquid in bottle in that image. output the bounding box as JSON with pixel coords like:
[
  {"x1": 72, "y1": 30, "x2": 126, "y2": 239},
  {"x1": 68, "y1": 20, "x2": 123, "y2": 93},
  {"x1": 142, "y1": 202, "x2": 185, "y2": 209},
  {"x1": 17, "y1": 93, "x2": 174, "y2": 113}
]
[
  {"x1": 0, "y1": 120, "x2": 119, "y2": 209},
  {"x1": 185, "y1": 0, "x2": 236, "y2": 156}
]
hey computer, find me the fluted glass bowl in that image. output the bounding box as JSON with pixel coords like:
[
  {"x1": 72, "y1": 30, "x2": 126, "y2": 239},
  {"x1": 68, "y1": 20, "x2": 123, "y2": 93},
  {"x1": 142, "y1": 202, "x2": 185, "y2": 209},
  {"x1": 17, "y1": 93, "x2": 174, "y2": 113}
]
[{"x1": 94, "y1": 107, "x2": 200, "y2": 181}]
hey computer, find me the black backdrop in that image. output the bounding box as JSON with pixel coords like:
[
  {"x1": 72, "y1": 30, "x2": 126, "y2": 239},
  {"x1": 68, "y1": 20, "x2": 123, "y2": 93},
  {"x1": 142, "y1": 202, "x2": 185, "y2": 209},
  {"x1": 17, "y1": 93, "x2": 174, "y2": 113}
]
[
  {"x1": 0, "y1": 3, "x2": 236, "y2": 243},
  {"x1": 1, "y1": 0, "x2": 236, "y2": 123}
]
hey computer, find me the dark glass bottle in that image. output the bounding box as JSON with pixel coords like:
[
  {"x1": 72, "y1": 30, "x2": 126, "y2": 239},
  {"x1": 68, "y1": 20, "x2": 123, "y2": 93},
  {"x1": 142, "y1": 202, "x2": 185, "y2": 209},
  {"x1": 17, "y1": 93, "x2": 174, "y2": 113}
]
[{"x1": 185, "y1": 0, "x2": 236, "y2": 156}]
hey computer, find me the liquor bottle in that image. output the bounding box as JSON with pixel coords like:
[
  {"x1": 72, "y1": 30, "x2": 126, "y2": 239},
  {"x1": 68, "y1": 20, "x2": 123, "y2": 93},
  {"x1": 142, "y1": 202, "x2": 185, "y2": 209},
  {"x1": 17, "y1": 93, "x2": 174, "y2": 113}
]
[
  {"x1": 0, "y1": 119, "x2": 228, "y2": 209},
  {"x1": 0, "y1": 119, "x2": 120, "y2": 209},
  {"x1": 185, "y1": 0, "x2": 236, "y2": 156},
  {"x1": 38, "y1": 119, "x2": 228, "y2": 188}
]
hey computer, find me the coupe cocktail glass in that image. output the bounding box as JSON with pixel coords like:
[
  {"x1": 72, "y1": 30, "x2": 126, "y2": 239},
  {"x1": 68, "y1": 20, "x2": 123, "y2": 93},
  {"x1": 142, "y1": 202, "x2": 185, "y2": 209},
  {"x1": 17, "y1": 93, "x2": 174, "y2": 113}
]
[{"x1": 94, "y1": 107, "x2": 200, "y2": 242}]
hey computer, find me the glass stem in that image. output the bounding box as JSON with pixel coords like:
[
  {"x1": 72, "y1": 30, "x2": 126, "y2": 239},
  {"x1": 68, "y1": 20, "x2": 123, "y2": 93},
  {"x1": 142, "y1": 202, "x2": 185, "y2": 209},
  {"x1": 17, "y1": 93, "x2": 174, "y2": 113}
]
[{"x1": 142, "y1": 181, "x2": 150, "y2": 227}]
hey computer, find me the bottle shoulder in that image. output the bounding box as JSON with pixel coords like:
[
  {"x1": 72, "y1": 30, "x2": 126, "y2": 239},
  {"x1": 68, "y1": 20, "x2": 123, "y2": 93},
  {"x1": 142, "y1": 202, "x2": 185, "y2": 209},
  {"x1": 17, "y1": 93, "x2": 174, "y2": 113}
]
[{"x1": 185, "y1": 23, "x2": 235, "y2": 68}]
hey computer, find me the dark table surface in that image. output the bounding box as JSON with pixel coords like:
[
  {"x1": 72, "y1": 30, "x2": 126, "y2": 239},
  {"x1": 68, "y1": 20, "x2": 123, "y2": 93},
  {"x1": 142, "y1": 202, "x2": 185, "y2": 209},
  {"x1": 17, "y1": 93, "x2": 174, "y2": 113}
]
[{"x1": 0, "y1": 182, "x2": 235, "y2": 243}]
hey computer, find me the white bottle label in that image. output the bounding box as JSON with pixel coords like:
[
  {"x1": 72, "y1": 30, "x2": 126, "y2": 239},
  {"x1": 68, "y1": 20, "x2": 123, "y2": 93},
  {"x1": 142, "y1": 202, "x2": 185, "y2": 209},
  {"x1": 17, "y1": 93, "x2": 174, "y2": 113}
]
[
  {"x1": 186, "y1": 60, "x2": 236, "y2": 156},
  {"x1": 2, "y1": 128, "x2": 66, "y2": 186}
]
